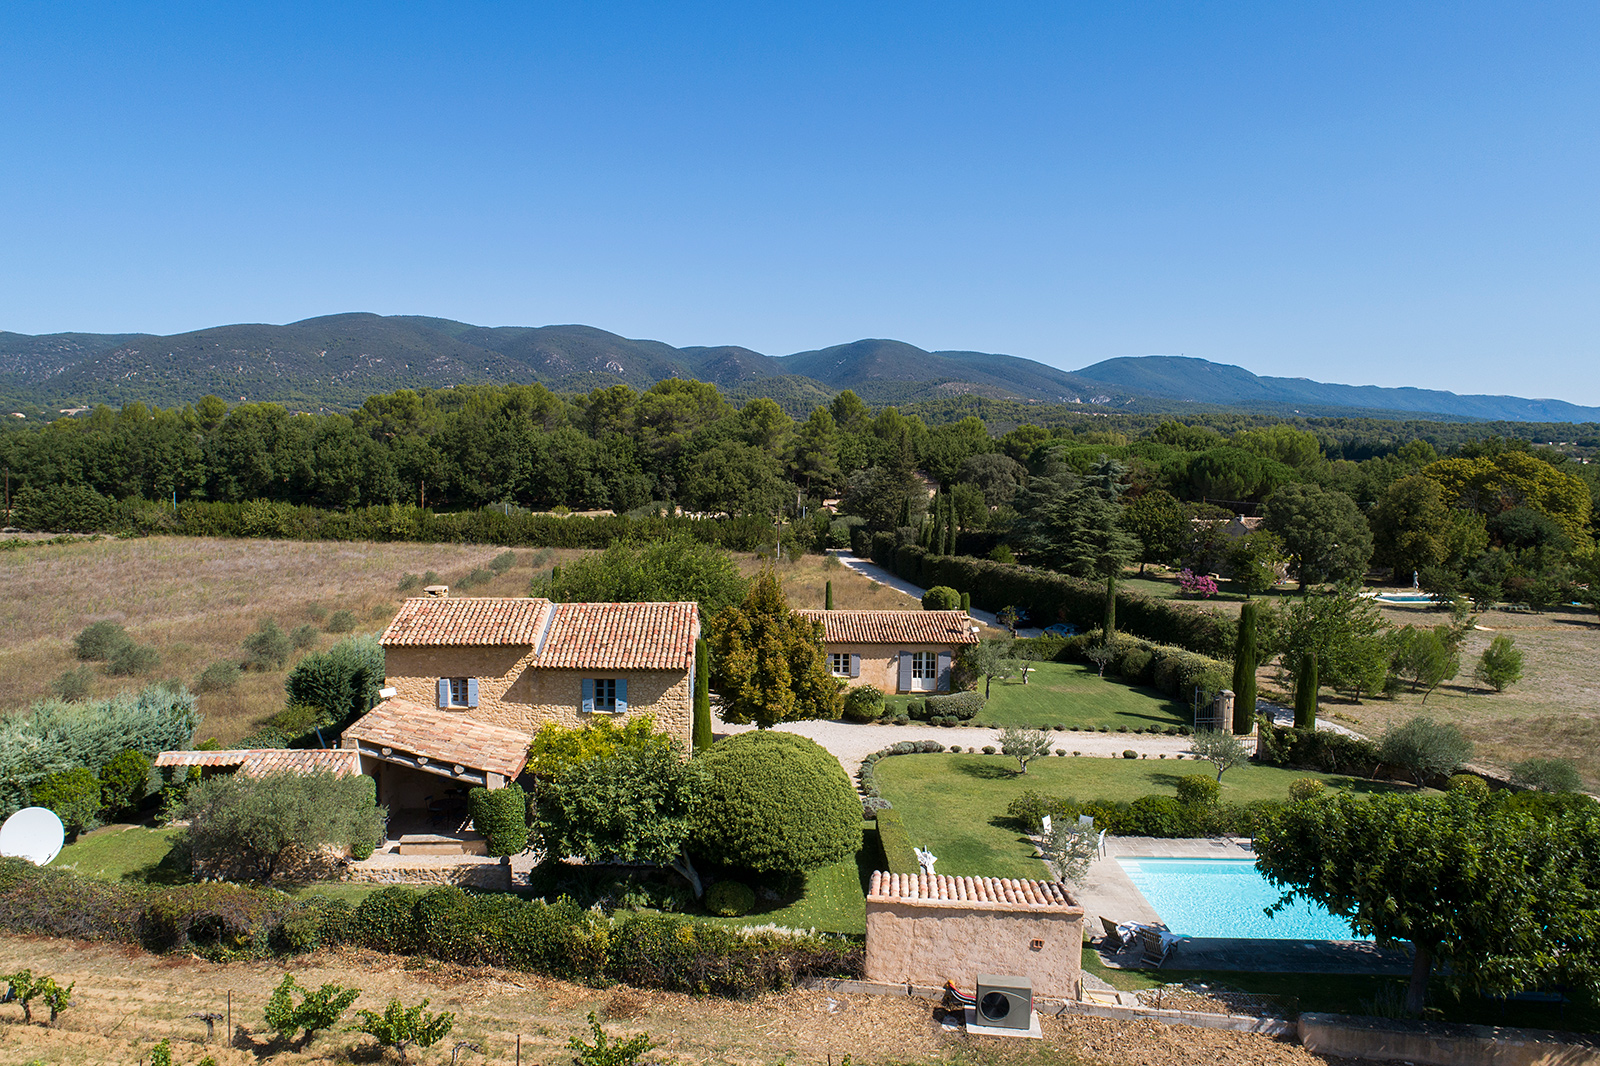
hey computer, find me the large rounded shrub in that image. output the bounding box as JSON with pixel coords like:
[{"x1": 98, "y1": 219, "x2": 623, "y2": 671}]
[
  {"x1": 842, "y1": 686, "x2": 885, "y2": 723},
  {"x1": 691, "y1": 732, "x2": 862, "y2": 873}
]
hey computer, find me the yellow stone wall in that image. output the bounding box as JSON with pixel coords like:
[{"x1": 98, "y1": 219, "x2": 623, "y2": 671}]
[
  {"x1": 824, "y1": 642, "x2": 959, "y2": 694},
  {"x1": 864, "y1": 898, "x2": 1085, "y2": 999},
  {"x1": 383, "y1": 645, "x2": 693, "y2": 747}
]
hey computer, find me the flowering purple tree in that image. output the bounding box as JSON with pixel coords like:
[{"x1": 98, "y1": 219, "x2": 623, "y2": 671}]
[{"x1": 1178, "y1": 569, "x2": 1219, "y2": 598}]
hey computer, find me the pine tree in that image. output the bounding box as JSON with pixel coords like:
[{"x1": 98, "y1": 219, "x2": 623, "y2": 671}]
[
  {"x1": 1232, "y1": 601, "x2": 1259, "y2": 733},
  {"x1": 708, "y1": 570, "x2": 843, "y2": 728}
]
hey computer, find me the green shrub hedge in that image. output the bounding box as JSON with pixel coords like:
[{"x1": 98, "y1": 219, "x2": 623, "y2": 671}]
[
  {"x1": 16, "y1": 493, "x2": 774, "y2": 552},
  {"x1": 468, "y1": 783, "x2": 529, "y2": 856},
  {"x1": 912, "y1": 691, "x2": 986, "y2": 721},
  {"x1": 1005, "y1": 788, "x2": 1283, "y2": 838},
  {"x1": 872, "y1": 809, "x2": 920, "y2": 875},
  {"x1": 0, "y1": 859, "x2": 859, "y2": 995},
  {"x1": 1255, "y1": 719, "x2": 1381, "y2": 777},
  {"x1": 868, "y1": 537, "x2": 1236, "y2": 658}
]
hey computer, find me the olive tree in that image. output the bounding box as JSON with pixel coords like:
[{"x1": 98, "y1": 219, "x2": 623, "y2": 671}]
[
  {"x1": 180, "y1": 770, "x2": 385, "y2": 882},
  {"x1": 998, "y1": 727, "x2": 1054, "y2": 775},
  {"x1": 1377, "y1": 716, "x2": 1474, "y2": 787},
  {"x1": 1188, "y1": 728, "x2": 1250, "y2": 783}
]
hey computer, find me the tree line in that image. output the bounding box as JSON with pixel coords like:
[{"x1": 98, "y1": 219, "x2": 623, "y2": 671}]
[{"x1": 2, "y1": 380, "x2": 1597, "y2": 611}]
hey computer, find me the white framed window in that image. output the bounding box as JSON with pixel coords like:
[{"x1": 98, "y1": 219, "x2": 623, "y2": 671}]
[
  {"x1": 911, "y1": 652, "x2": 937, "y2": 680},
  {"x1": 829, "y1": 652, "x2": 850, "y2": 677},
  {"x1": 449, "y1": 678, "x2": 470, "y2": 706}
]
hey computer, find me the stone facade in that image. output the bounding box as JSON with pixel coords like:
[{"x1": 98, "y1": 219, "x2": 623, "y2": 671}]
[
  {"x1": 865, "y1": 873, "x2": 1085, "y2": 999},
  {"x1": 383, "y1": 644, "x2": 693, "y2": 747}
]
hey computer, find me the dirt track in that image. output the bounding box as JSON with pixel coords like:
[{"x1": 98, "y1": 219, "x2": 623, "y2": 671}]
[{"x1": 0, "y1": 936, "x2": 1385, "y2": 1065}]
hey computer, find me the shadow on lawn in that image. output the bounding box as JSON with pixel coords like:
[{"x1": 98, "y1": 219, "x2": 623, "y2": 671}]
[{"x1": 956, "y1": 761, "x2": 1023, "y2": 781}]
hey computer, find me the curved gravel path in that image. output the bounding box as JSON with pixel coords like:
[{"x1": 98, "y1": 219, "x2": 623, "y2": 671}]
[{"x1": 715, "y1": 714, "x2": 1197, "y2": 777}]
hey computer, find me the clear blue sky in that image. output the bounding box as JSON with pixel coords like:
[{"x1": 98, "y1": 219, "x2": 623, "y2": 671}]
[{"x1": 3, "y1": 2, "x2": 1597, "y2": 403}]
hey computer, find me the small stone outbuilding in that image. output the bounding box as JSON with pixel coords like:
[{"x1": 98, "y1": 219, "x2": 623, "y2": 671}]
[{"x1": 865, "y1": 871, "x2": 1085, "y2": 999}]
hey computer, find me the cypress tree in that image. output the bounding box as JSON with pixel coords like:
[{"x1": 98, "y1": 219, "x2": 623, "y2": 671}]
[
  {"x1": 897, "y1": 495, "x2": 912, "y2": 529},
  {"x1": 692, "y1": 637, "x2": 713, "y2": 752},
  {"x1": 1103, "y1": 572, "x2": 1118, "y2": 641},
  {"x1": 1233, "y1": 601, "x2": 1258, "y2": 734},
  {"x1": 947, "y1": 495, "x2": 958, "y2": 556},
  {"x1": 960, "y1": 591, "x2": 971, "y2": 613},
  {"x1": 825, "y1": 580, "x2": 834, "y2": 611},
  {"x1": 1294, "y1": 652, "x2": 1318, "y2": 729}
]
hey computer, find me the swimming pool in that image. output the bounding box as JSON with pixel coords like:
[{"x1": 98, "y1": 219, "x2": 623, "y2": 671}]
[
  {"x1": 1117, "y1": 857, "x2": 1362, "y2": 940},
  {"x1": 1373, "y1": 593, "x2": 1434, "y2": 604}
]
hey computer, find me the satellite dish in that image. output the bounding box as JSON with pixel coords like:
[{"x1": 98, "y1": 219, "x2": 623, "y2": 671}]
[{"x1": 0, "y1": 807, "x2": 66, "y2": 867}]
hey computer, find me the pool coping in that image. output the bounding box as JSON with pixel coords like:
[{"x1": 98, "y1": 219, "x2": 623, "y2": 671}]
[{"x1": 1076, "y1": 837, "x2": 1413, "y2": 975}]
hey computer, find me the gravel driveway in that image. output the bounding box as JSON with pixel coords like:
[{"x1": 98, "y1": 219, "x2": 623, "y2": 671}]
[{"x1": 715, "y1": 713, "x2": 1198, "y2": 777}]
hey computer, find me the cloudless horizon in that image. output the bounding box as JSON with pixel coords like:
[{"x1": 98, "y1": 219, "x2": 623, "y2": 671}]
[{"x1": 3, "y1": 2, "x2": 1598, "y2": 404}]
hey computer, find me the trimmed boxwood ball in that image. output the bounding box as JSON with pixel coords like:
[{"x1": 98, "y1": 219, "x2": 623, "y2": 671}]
[
  {"x1": 691, "y1": 732, "x2": 863, "y2": 874},
  {"x1": 1123, "y1": 749, "x2": 1138, "y2": 759},
  {"x1": 705, "y1": 880, "x2": 756, "y2": 917}
]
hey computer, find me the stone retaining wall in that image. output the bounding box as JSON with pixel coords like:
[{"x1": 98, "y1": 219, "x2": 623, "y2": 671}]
[{"x1": 344, "y1": 856, "x2": 512, "y2": 890}]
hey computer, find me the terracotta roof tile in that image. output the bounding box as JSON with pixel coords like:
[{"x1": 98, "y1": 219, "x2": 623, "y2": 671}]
[
  {"x1": 154, "y1": 749, "x2": 361, "y2": 777},
  {"x1": 868, "y1": 871, "x2": 1078, "y2": 909},
  {"x1": 537, "y1": 601, "x2": 700, "y2": 670},
  {"x1": 796, "y1": 609, "x2": 980, "y2": 646},
  {"x1": 381, "y1": 597, "x2": 553, "y2": 646},
  {"x1": 341, "y1": 698, "x2": 531, "y2": 779}
]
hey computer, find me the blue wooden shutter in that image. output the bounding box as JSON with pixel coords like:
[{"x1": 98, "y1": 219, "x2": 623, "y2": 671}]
[
  {"x1": 937, "y1": 652, "x2": 952, "y2": 692},
  {"x1": 850, "y1": 653, "x2": 860, "y2": 678},
  {"x1": 615, "y1": 678, "x2": 628, "y2": 713},
  {"x1": 581, "y1": 678, "x2": 595, "y2": 714},
  {"x1": 437, "y1": 678, "x2": 450, "y2": 709},
  {"x1": 467, "y1": 678, "x2": 479, "y2": 708},
  {"x1": 898, "y1": 652, "x2": 912, "y2": 693}
]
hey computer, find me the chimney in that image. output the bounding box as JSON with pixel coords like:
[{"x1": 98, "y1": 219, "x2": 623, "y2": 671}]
[{"x1": 424, "y1": 585, "x2": 449, "y2": 598}]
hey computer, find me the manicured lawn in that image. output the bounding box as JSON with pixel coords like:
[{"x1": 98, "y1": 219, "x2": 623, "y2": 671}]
[
  {"x1": 976, "y1": 661, "x2": 1193, "y2": 730},
  {"x1": 881, "y1": 659, "x2": 1194, "y2": 731},
  {"x1": 51, "y1": 823, "x2": 187, "y2": 883},
  {"x1": 699, "y1": 845, "x2": 871, "y2": 936},
  {"x1": 874, "y1": 754, "x2": 1416, "y2": 880}
]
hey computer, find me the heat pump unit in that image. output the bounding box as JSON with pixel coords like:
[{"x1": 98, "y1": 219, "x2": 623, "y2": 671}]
[{"x1": 975, "y1": 974, "x2": 1033, "y2": 1030}]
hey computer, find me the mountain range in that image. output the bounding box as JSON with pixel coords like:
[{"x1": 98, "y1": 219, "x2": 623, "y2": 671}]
[{"x1": 2, "y1": 313, "x2": 1596, "y2": 424}]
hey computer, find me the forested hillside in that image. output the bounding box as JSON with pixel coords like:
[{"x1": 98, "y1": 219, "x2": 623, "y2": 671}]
[
  {"x1": 6, "y1": 312, "x2": 1598, "y2": 422},
  {"x1": 3, "y1": 381, "x2": 1597, "y2": 623}
]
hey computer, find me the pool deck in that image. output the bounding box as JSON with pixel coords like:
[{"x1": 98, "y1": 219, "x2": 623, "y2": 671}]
[{"x1": 1077, "y1": 836, "x2": 1412, "y2": 975}]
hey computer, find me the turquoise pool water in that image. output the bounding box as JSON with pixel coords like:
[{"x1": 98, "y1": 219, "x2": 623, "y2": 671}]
[
  {"x1": 1374, "y1": 593, "x2": 1434, "y2": 604},
  {"x1": 1117, "y1": 857, "x2": 1363, "y2": 940}
]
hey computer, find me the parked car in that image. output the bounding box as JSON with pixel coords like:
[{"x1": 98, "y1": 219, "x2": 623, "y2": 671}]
[{"x1": 1043, "y1": 623, "x2": 1078, "y2": 637}]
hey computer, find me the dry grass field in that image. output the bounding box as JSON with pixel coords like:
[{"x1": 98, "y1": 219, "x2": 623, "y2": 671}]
[
  {"x1": 0, "y1": 936, "x2": 1351, "y2": 1066},
  {"x1": 1307, "y1": 603, "x2": 1600, "y2": 791},
  {"x1": 0, "y1": 537, "x2": 587, "y2": 743},
  {"x1": 0, "y1": 537, "x2": 915, "y2": 745}
]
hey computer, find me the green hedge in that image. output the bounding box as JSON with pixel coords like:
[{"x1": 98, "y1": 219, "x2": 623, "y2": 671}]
[
  {"x1": 1255, "y1": 720, "x2": 1381, "y2": 777},
  {"x1": 468, "y1": 784, "x2": 529, "y2": 856},
  {"x1": 14, "y1": 493, "x2": 772, "y2": 552},
  {"x1": 868, "y1": 536, "x2": 1235, "y2": 658},
  {"x1": 914, "y1": 691, "x2": 986, "y2": 721},
  {"x1": 873, "y1": 809, "x2": 921, "y2": 875},
  {"x1": 1005, "y1": 789, "x2": 1283, "y2": 838},
  {"x1": 0, "y1": 860, "x2": 859, "y2": 995}
]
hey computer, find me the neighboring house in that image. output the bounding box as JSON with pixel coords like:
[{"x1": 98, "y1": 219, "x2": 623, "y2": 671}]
[
  {"x1": 154, "y1": 748, "x2": 362, "y2": 778},
  {"x1": 796, "y1": 609, "x2": 979, "y2": 694}
]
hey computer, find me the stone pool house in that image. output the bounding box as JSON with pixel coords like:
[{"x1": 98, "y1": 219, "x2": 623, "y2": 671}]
[{"x1": 796, "y1": 608, "x2": 979, "y2": 694}]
